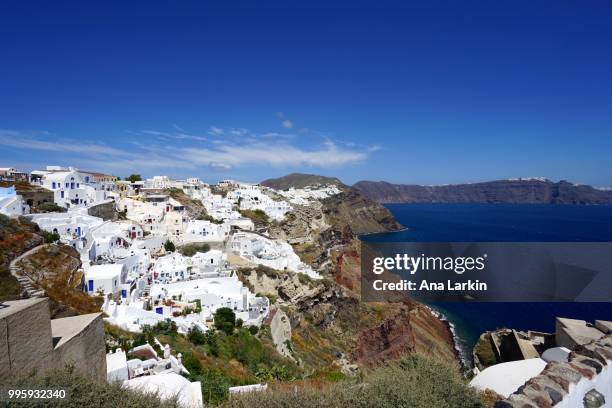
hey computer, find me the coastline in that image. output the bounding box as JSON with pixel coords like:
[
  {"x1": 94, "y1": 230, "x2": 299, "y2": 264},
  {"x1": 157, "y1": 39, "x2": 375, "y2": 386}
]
[{"x1": 423, "y1": 304, "x2": 472, "y2": 372}]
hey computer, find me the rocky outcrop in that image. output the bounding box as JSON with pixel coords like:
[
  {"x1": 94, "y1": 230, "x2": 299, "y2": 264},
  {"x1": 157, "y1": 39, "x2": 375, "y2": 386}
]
[
  {"x1": 258, "y1": 174, "x2": 457, "y2": 371},
  {"x1": 354, "y1": 179, "x2": 612, "y2": 204},
  {"x1": 268, "y1": 307, "x2": 294, "y2": 360},
  {"x1": 261, "y1": 173, "x2": 344, "y2": 190},
  {"x1": 321, "y1": 189, "x2": 403, "y2": 235},
  {"x1": 87, "y1": 200, "x2": 119, "y2": 221},
  {"x1": 350, "y1": 307, "x2": 416, "y2": 366},
  {"x1": 166, "y1": 188, "x2": 211, "y2": 220}
]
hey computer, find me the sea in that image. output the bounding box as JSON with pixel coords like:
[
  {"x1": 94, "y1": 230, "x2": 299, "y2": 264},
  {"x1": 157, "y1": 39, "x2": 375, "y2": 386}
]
[{"x1": 361, "y1": 203, "x2": 612, "y2": 360}]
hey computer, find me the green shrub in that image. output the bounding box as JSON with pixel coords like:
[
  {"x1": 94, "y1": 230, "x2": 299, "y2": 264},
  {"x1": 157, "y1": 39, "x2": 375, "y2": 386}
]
[
  {"x1": 4, "y1": 366, "x2": 177, "y2": 408},
  {"x1": 37, "y1": 202, "x2": 66, "y2": 213},
  {"x1": 193, "y1": 368, "x2": 231, "y2": 405},
  {"x1": 188, "y1": 326, "x2": 207, "y2": 345},
  {"x1": 214, "y1": 307, "x2": 236, "y2": 335},
  {"x1": 221, "y1": 354, "x2": 484, "y2": 408},
  {"x1": 179, "y1": 242, "x2": 210, "y2": 257},
  {"x1": 152, "y1": 319, "x2": 178, "y2": 336},
  {"x1": 254, "y1": 265, "x2": 279, "y2": 279},
  {"x1": 163, "y1": 239, "x2": 175, "y2": 252},
  {"x1": 182, "y1": 352, "x2": 203, "y2": 374},
  {"x1": 41, "y1": 230, "x2": 61, "y2": 243}
]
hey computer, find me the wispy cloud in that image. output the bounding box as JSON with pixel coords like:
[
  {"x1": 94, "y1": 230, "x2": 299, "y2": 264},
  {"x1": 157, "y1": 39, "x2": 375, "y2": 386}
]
[
  {"x1": 135, "y1": 129, "x2": 207, "y2": 142},
  {"x1": 0, "y1": 124, "x2": 376, "y2": 176},
  {"x1": 276, "y1": 112, "x2": 295, "y2": 129},
  {"x1": 0, "y1": 129, "x2": 130, "y2": 157},
  {"x1": 208, "y1": 126, "x2": 224, "y2": 136},
  {"x1": 230, "y1": 128, "x2": 249, "y2": 136},
  {"x1": 180, "y1": 139, "x2": 367, "y2": 168}
]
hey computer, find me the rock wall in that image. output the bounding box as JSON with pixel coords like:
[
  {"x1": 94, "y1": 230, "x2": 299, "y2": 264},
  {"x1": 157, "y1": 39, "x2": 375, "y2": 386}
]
[
  {"x1": 0, "y1": 298, "x2": 54, "y2": 379},
  {"x1": 87, "y1": 200, "x2": 118, "y2": 221},
  {"x1": 0, "y1": 298, "x2": 106, "y2": 381},
  {"x1": 51, "y1": 314, "x2": 107, "y2": 381}
]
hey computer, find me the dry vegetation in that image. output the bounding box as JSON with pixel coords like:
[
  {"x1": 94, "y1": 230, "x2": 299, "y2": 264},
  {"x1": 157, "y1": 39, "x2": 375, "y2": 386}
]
[
  {"x1": 222, "y1": 354, "x2": 485, "y2": 408},
  {"x1": 14, "y1": 244, "x2": 102, "y2": 317},
  {"x1": 0, "y1": 214, "x2": 43, "y2": 301}
]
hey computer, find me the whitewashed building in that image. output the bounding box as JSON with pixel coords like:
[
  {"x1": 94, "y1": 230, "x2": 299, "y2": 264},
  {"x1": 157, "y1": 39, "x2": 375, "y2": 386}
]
[
  {"x1": 85, "y1": 263, "x2": 127, "y2": 296},
  {"x1": 0, "y1": 186, "x2": 29, "y2": 216},
  {"x1": 229, "y1": 231, "x2": 320, "y2": 279}
]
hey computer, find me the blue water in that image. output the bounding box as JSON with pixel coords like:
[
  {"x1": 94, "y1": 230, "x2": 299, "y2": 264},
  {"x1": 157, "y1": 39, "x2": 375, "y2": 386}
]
[{"x1": 363, "y1": 203, "x2": 612, "y2": 352}]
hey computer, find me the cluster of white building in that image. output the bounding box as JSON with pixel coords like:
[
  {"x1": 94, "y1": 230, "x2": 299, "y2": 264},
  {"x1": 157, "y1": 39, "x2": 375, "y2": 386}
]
[
  {"x1": 2, "y1": 166, "x2": 340, "y2": 407},
  {"x1": 3, "y1": 167, "x2": 334, "y2": 333},
  {"x1": 276, "y1": 184, "x2": 341, "y2": 205}
]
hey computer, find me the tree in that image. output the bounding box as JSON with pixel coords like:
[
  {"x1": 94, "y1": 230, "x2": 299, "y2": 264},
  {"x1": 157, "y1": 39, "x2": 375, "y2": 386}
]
[
  {"x1": 125, "y1": 174, "x2": 142, "y2": 183},
  {"x1": 213, "y1": 307, "x2": 236, "y2": 335},
  {"x1": 41, "y1": 230, "x2": 60, "y2": 243},
  {"x1": 187, "y1": 326, "x2": 207, "y2": 345},
  {"x1": 164, "y1": 239, "x2": 175, "y2": 252}
]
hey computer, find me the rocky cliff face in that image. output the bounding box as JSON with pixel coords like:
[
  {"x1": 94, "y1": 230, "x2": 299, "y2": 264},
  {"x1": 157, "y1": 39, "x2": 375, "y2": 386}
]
[
  {"x1": 354, "y1": 179, "x2": 612, "y2": 204},
  {"x1": 260, "y1": 174, "x2": 458, "y2": 371},
  {"x1": 261, "y1": 173, "x2": 345, "y2": 190}
]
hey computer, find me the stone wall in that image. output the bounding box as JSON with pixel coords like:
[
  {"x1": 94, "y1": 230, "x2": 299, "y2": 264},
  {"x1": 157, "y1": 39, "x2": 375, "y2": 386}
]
[
  {"x1": 496, "y1": 335, "x2": 612, "y2": 407},
  {"x1": 51, "y1": 314, "x2": 107, "y2": 381},
  {"x1": 87, "y1": 200, "x2": 118, "y2": 221},
  {"x1": 0, "y1": 298, "x2": 54, "y2": 379},
  {"x1": 0, "y1": 298, "x2": 106, "y2": 381}
]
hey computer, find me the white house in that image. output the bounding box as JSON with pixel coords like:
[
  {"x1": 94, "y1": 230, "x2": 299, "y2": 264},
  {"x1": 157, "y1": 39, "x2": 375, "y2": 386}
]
[
  {"x1": 183, "y1": 220, "x2": 229, "y2": 242},
  {"x1": 228, "y1": 185, "x2": 292, "y2": 220},
  {"x1": 85, "y1": 264, "x2": 127, "y2": 296},
  {"x1": 29, "y1": 212, "x2": 104, "y2": 249},
  {"x1": 229, "y1": 231, "x2": 320, "y2": 279},
  {"x1": 148, "y1": 276, "x2": 268, "y2": 325},
  {"x1": 106, "y1": 348, "x2": 129, "y2": 382},
  {"x1": 0, "y1": 186, "x2": 29, "y2": 216},
  {"x1": 34, "y1": 167, "x2": 107, "y2": 209},
  {"x1": 144, "y1": 176, "x2": 174, "y2": 189}
]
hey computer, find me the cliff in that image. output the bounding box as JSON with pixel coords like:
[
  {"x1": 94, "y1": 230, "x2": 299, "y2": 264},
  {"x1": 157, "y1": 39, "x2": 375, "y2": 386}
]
[
  {"x1": 260, "y1": 174, "x2": 458, "y2": 371},
  {"x1": 261, "y1": 173, "x2": 345, "y2": 190},
  {"x1": 353, "y1": 179, "x2": 612, "y2": 204}
]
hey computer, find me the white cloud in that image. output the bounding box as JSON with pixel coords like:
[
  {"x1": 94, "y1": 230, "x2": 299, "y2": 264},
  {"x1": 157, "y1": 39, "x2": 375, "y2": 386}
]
[
  {"x1": 229, "y1": 128, "x2": 249, "y2": 136},
  {"x1": 181, "y1": 139, "x2": 367, "y2": 168},
  {"x1": 0, "y1": 129, "x2": 130, "y2": 157},
  {"x1": 0, "y1": 127, "x2": 374, "y2": 175},
  {"x1": 281, "y1": 119, "x2": 293, "y2": 129},
  {"x1": 208, "y1": 126, "x2": 224, "y2": 136}
]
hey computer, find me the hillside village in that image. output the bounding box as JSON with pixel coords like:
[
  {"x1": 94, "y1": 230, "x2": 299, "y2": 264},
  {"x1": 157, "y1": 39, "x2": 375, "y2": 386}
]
[
  {"x1": 2, "y1": 166, "x2": 612, "y2": 408},
  {"x1": 0, "y1": 166, "x2": 345, "y2": 406}
]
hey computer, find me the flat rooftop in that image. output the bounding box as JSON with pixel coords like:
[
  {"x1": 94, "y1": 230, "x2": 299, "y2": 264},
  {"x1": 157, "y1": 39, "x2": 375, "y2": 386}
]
[
  {"x1": 0, "y1": 297, "x2": 47, "y2": 319},
  {"x1": 51, "y1": 313, "x2": 101, "y2": 348}
]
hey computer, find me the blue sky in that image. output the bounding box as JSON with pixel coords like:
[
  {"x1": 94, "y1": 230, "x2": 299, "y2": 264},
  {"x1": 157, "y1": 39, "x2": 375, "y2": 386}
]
[{"x1": 1, "y1": 1, "x2": 611, "y2": 186}]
